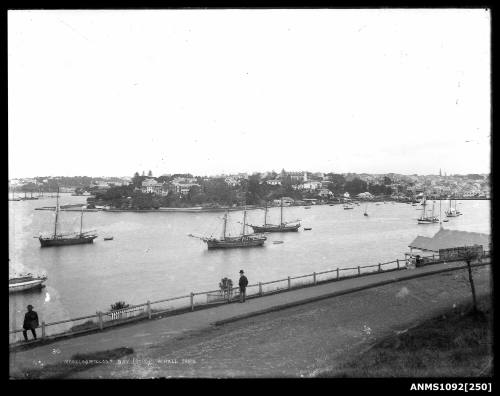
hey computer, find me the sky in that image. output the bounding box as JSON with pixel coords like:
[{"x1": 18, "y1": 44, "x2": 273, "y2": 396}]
[{"x1": 8, "y1": 9, "x2": 491, "y2": 179}]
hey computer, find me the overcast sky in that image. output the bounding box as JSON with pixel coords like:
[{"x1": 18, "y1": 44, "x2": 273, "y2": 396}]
[{"x1": 8, "y1": 9, "x2": 490, "y2": 178}]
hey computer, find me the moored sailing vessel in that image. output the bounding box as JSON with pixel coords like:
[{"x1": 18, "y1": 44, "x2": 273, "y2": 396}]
[
  {"x1": 189, "y1": 209, "x2": 267, "y2": 249},
  {"x1": 445, "y1": 198, "x2": 462, "y2": 217},
  {"x1": 38, "y1": 189, "x2": 98, "y2": 247},
  {"x1": 417, "y1": 196, "x2": 439, "y2": 224},
  {"x1": 248, "y1": 198, "x2": 300, "y2": 233}
]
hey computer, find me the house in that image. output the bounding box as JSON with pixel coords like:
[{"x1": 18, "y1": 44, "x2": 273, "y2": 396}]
[
  {"x1": 272, "y1": 197, "x2": 295, "y2": 206},
  {"x1": 169, "y1": 178, "x2": 201, "y2": 196},
  {"x1": 317, "y1": 188, "x2": 333, "y2": 198},
  {"x1": 301, "y1": 180, "x2": 322, "y2": 190},
  {"x1": 224, "y1": 176, "x2": 240, "y2": 187},
  {"x1": 266, "y1": 179, "x2": 282, "y2": 186},
  {"x1": 141, "y1": 178, "x2": 165, "y2": 195}
]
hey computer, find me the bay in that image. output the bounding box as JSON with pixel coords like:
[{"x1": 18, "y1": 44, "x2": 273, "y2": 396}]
[{"x1": 9, "y1": 194, "x2": 490, "y2": 336}]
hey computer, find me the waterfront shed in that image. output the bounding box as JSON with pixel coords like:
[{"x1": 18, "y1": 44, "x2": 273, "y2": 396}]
[{"x1": 407, "y1": 228, "x2": 490, "y2": 263}]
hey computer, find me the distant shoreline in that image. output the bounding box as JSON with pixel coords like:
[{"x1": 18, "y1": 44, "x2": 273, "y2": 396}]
[{"x1": 32, "y1": 197, "x2": 490, "y2": 213}]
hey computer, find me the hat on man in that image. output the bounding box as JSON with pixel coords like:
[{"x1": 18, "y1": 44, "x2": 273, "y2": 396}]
[{"x1": 239, "y1": 270, "x2": 244, "y2": 274}]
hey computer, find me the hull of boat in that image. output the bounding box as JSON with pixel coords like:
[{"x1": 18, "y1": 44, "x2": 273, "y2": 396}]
[
  {"x1": 9, "y1": 279, "x2": 45, "y2": 293},
  {"x1": 206, "y1": 237, "x2": 266, "y2": 249},
  {"x1": 249, "y1": 224, "x2": 300, "y2": 233},
  {"x1": 39, "y1": 235, "x2": 97, "y2": 247},
  {"x1": 417, "y1": 219, "x2": 439, "y2": 224}
]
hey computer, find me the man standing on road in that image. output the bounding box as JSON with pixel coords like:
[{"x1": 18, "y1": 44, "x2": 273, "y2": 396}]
[
  {"x1": 23, "y1": 305, "x2": 39, "y2": 342},
  {"x1": 239, "y1": 270, "x2": 248, "y2": 303}
]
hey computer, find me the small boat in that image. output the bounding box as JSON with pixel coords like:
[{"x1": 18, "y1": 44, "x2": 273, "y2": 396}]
[
  {"x1": 343, "y1": 203, "x2": 354, "y2": 210},
  {"x1": 273, "y1": 240, "x2": 284, "y2": 244},
  {"x1": 304, "y1": 206, "x2": 311, "y2": 209},
  {"x1": 303, "y1": 227, "x2": 312, "y2": 231},
  {"x1": 104, "y1": 237, "x2": 114, "y2": 241},
  {"x1": 9, "y1": 273, "x2": 47, "y2": 293}
]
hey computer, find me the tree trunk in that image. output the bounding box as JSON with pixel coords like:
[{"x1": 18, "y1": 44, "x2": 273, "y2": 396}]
[{"x1": 466, "y1": 260, "x2": 478, "y2": 313}]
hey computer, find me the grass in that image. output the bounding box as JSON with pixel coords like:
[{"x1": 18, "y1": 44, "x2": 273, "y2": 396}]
[
  {"x1": 16, "y1": 347, "x2": 134, "y2": 379},
  {"x1": 319, "y1": 296, "x2": 492, "y2": 377}
]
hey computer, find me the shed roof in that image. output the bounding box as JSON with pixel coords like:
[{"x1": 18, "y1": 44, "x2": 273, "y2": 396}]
[{"x1": 408, "y1": 228, "x2": 490, "y2": 252}]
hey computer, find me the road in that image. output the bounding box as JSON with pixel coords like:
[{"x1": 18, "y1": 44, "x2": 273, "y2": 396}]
[{"x1": 65, "y1": 265, "x2": 491, "y2": 378}]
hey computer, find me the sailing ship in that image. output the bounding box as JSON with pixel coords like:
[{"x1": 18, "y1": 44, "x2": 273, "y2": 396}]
[
  {"x1": 38, "y1": 189, "x2": 98, "y2": 247},
  {"x1": 189, "y1": 209, "x2": 267, "y2": 249},
  {"x1": 9, "y1": 273, "x2": 47, "y2": 293},
  {"x1": 248, "y1": 198, "x2": 300, "y2": 232},
  {"x1": 417, "y1": 196, "x2": 439, "y2": 224},
  {"x1": 445, "y1": 198, "x2": 462, "y2": 217}
]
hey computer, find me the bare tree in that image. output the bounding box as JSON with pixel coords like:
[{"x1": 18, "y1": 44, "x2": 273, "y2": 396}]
[{"x1": 460, "y1": 247, "x2": 480, "y2": 314}]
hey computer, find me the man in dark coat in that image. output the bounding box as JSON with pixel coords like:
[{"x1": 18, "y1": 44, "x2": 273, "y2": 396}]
[
  {"x1": 239, "y1": 270, "x2": 248, "y2": 303},
  {"x1": 23, "y1": 305, "x2": 39, "y2": 341}
]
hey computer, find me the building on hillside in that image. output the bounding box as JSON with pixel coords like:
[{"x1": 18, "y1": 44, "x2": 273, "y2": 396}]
[
  {"x1": 281, "y1": 170, "x2": 308, "y2": 183},
  {"x1": 301, "y1": 180, "x2": 322, "y2": 190},
  {"x1": 317, "y1": 188, "x2": 333, "y2": 198},
  {"x1": 224, "y1": 176, "x2": 241, "y2": 187},
  {"x1": 169, "y1": 179, "x2": 200, "y2": 196},
  {"x1": 141, "y1": 178, "x2": 164, "y2": 195},
  {"x1": 266, "y1": 179, "x2": 282, "y2": 186}
]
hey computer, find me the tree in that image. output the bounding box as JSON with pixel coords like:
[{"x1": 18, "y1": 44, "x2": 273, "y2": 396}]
[
  {"x1": 460, "y1": 247, "x2": 480, "y2": 314},
  {"x1": 344, "y1": 178, "x2": 367, "y2": 196},
  {"x1": 110, "y1": 301, "x2": 129, "y2": 311},
  {"x1": 326, "y1": 173, "x2": 346, "y2": 195}
]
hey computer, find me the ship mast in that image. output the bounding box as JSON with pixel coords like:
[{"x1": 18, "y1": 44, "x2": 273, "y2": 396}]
[
  {"x1": 242, "y1": 208, "x2": 247, "y2": 236},
  {"x1": 53, "y1": 187, "x2": 60, "y2": 237},
  {"x1": 280, "y1": 197, "x2": 283, "y2": 226},
  {"x1": 79, "y1": 207, "x2": 84, "y2": 236},
  {"x1": 439, "y1": 198, "x2": 442, "y2": 223},
  {"x1": 222, "y1": 211, "x2": 228, "y2": 240},
  {"x1": 264, "y1": 202, "x2": 268, "y2": 226}
]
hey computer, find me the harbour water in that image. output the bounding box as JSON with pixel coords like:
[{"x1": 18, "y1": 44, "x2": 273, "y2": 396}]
[{"x1": 9, "y1": 194, "x2": 490, "y2": 334}]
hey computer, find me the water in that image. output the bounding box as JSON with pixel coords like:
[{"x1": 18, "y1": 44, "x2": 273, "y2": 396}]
[{"x1": 9, "y1": 195, "x2": 490, "y2": 333}]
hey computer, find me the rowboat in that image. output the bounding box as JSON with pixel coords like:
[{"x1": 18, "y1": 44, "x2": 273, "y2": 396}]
[{"x1": 9, "y1": 274, "x2": 47, "y2": 293}]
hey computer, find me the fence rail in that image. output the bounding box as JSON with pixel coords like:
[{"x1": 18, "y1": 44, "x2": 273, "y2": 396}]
[{"x1": 9, "y1": 250, "x2": 490, "y2": 344}]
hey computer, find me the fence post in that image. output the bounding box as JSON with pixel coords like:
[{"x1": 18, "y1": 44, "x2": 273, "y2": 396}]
[
  {"x1": 41, "y1": 321, "x2": 46, "y2": 339},
  {"x1": 98, "y1": 311, "x2": 103, "y2": 330},
  {"x1": 190, "y1": 292, "x2": 194, "y2": 311},
  {"x1": 259, "y1": 282, "x2": 262, "y2": 296},
  {"x1": 357, "y1": 266, "x2": 361, "y2": 276},
  {"x1": 336, "y1": 268, "x2": 339, "y2": 280},
  {"x1": 147, "y1": 300, "x2": 151, "y2": 319},
  {"x1": 313, "y1": 272, "x2": 317, "y2": 285},
  {"x1": 378, "y1": 263, "x2": 382, "y2": 272},
  {"x1": 288, "y1": 276, "x2": 291, "y2": 289}
]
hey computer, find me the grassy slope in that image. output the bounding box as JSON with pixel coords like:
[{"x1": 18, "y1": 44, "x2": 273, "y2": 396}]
[{"x1": 321, "y1": 296, "x2": 492, "y2": 377}]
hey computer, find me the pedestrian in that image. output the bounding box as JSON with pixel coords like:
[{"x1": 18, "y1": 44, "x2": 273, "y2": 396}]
[
  {"x1": 239, "y1": 270, "x2": 248, "y2": 303},
  {"x1": 23, "y1": 305, "x2": 39, "y2": 342}
]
